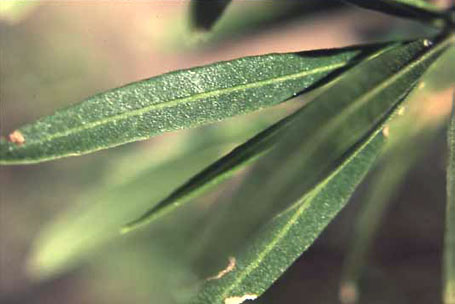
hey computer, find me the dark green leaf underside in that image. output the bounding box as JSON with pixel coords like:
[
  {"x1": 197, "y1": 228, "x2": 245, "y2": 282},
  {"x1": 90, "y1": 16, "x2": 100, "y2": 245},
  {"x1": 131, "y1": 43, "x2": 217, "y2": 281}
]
[{"x1": 0, "y1": 44, "x2": 383, "y2": 165}]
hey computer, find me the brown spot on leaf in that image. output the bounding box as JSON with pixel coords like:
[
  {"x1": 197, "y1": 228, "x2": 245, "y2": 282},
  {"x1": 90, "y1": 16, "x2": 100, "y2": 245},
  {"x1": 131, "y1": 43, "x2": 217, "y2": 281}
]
[
  {"x1": 8, "y1": 130, "x2": 25, "y2": 145},
  {"x1": 208, "y1": 257, "x2": 236, "y2": 281}
]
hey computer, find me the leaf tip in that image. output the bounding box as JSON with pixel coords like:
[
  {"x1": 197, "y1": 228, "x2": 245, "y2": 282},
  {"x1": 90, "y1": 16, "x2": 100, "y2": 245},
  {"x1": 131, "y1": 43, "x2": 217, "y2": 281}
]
[
  {"x1": 120, "y1": 213, "x2": 156, "y2": 234},
  {"x1": 120, "y1": 216, "x2": 151, "y2": 235}
]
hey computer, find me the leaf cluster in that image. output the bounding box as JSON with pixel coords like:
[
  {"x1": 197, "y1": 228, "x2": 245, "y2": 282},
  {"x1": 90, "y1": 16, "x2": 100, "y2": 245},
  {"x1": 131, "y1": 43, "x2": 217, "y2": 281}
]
[{"x1": 1, "y1": 1, "x2": 454, "y2": 303}]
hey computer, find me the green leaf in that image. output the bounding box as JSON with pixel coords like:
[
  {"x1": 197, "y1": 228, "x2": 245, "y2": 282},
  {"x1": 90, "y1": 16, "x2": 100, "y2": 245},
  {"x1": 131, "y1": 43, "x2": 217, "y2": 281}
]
[
  {"x1": 124, "y1": 37, "x2": 452, "y2": 234},
  {"x1": 189, "y1": 36, "x2": 452, "y2": 304},
  {"x1": 192, "y1": 130, "x2": 386, "y2": 304},
  {"x1": 444, "y1": 92, "x2": 455, "y2": 304},
  {"x1": 342, "y1": 0, "x2": 450, "y2": 26},
  {"x1": 0, "y1": 45, "x2": 377, "y2": 165},
  {"x1": 190, "y1": 0, "x2": 232, "y2": 31}
]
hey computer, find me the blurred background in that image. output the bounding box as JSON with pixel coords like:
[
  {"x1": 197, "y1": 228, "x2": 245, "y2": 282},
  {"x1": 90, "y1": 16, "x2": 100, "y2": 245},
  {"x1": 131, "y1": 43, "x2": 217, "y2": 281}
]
[{"x1": 1, "y1": 1, "x2": 454, "y2": 303}]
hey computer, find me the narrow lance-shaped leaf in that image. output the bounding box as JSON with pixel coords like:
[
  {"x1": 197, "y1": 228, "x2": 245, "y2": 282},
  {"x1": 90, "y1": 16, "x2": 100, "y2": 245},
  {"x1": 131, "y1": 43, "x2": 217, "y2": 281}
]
[
  {"x1": 192, "y1": 128, "x2": 386, "y2": 304},
  {"x1": 343, "y1": 0, "x2": 451, "y2": 27},
  {"x1": 124, "y1": 37, "x2": 452, "y2": 233},
  {"x1": 190, "y1": 35, "x2": 453, "y2": 304},
  {"x1": 190, "y1": 0, "x2": 232, "y2": 31},
  {"x1": 0, "y1": 44, "x2": 380, "y2": 165},
  {"x1": 444, "y1": 92, "x2": 455, "y2": 304}
]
